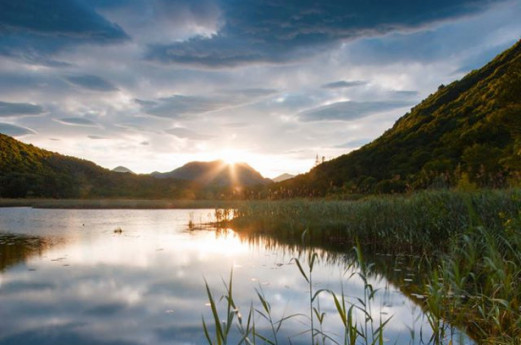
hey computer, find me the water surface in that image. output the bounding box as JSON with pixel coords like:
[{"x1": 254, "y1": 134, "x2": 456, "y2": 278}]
[{"x1": 0, "y1": 208, "x2": 471, "y2": 344}]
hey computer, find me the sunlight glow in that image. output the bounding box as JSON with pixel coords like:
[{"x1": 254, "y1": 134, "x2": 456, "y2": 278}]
[{"x1": 219, "y1": 148, "x2": 249, "y2": 165}]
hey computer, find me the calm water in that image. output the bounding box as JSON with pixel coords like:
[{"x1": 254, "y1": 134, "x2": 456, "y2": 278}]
[{"x1": 0, "y1": 208, "x2": 472, "y2": 345}]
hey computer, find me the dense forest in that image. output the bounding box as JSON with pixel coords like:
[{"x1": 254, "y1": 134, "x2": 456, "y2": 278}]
[
  {"x1": 272, "y1": 39, "x2": 521, "y2": 197},
  {"x1": 0, "y1": 134, "x2": 199, "y2": 199}
]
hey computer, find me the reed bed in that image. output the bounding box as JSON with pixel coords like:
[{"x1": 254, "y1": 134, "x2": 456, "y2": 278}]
[
  {"x1": 222, "y1": 189, "x2": 521, "y2": 255},
  {"x1": 202, "y1": 243, "x2": 398, "y2": 345},
  {"x1": 213, "y1": 189, "x2": 521, "y2": 344}
]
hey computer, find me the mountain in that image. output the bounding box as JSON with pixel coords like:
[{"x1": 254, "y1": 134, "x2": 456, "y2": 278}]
[
  {"x1": 277, "y1": 39, "x2": 521, "y2": 196},
  {"x1": 0, "y1": 134, "x2": 193, "y2": 199},
  {"x1": 112, "y1": 166, "x2": 134, "y2": 174},
  {"x1": 273, "y1": 173, "x2": 295, "y2": 183},
  {"x1": 0, "y1": 134, "x2": 270, "y2": 199},
  {"x1": 152, "y1": 160, "x2": 271, "y2": 186}
]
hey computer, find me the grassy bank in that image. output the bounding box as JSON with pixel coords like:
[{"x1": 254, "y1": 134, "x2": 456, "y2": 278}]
[
  {"x1": 0, "y1": 198, "x2": 240, "y2": 209},
  {"x1": 223, "y1": 189, "x2": 521, "y2": 254},
  {"x1": 215, "y1": 189, "x2": 521, "y2": 344}
]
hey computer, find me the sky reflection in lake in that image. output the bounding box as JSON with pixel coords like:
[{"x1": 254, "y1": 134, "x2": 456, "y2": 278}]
[{"x1": 0, "y1": 208, "x2": 472, "y2": 345}]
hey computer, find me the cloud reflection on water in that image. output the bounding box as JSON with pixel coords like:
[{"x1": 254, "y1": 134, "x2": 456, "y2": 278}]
[{"x1": 0, "y1": 208, "x2": 470, "y2": 345}]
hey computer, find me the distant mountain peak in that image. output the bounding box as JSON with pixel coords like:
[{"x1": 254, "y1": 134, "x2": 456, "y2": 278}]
[
  {"x1": 112, "y1": 166, "x2": 134, "y2": 174},
  {"x1": 273, "y1": 173, "x2": 295, "y2": 182},
  {"x1": 152, "y1": 160, "x2": 271, "y2": 186}
]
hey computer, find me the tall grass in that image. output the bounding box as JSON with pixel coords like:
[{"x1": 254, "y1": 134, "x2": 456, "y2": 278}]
[
  {"x1": 202, "y1": 241, "x2": 417, "y2": 345},
  {"x1": 213, "y1": 189, "x2": 521, "y2": 344},
  {"x1": 222, "y1": 189, "x2": 521, "y2": 255},
  {"x1": 424, "y1": 225, "x2": 521, "y2": 343}
]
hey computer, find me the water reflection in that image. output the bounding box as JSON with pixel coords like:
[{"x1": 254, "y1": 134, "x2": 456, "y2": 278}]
[
  {"x1": 0, "y1": 234, "x2": 61, "y2": 272},
  {"x1": 0, "y1": 208, "x2": 472, "y2": 345}
]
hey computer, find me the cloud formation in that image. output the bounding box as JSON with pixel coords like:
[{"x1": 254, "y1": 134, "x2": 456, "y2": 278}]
[
  {"x1": 0, "y1": 0, "x2": 519, "y2": 178},
  {"x1": 0, "y1": 123, "x2": 36, "y2": 136},
  {"x1": 58, "y1": 117, "x2": 98, "y2": 127},
  {"x1": 0, "y1": 101, "x2": 45, "y2": 117},
  {"x1": 0, "y1": 0, "x2": 128, "y2": 65},
  {"x1": 66, "y1": 75, "x2": 118, "y2": 92},
  {"x1": 299, "y1": 100, "x2": 412, "y2": 122},
  {"x1": 136, "y1": 95, "x2": 229, "y2": 118},
  {"x1": 147, "y1": 0, "x2": 501, "y2": 67},
  {"x1": 137, "y1": 89, "x2": 276, "y2": 118},
  {"x1": 322, "y1": 80, "x2": 367, "y2": 89}
]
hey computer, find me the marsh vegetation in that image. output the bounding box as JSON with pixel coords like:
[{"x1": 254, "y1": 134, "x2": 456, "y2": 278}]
[{"x1": 208, "y1": 189, "x2": 521, "y2": 344}]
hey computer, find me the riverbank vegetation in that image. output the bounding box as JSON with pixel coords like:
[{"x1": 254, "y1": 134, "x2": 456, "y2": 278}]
[{"x1": 210, "y1": 189, "x2": 521, "y2": 344}]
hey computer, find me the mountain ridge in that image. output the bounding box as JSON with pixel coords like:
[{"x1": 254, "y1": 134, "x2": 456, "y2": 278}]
[
  {"x1": 0, "y1": 133, "x2": 271, "y2": 198},
  {"x1": 275, "y1": 39, "x2": 521, "y2": 196},
  {"x1": 152, "y1": 160, "x2": 271, "y2": 186}
]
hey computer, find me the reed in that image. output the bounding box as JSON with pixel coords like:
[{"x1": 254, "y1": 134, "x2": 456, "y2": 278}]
[
  {"x1": 213, "y1": 189, "x2": 521, "y2": 344},
  {"x1": 223, "y1": 189, "x2": 521, "y2": 255},
  {"x1": 202, "y1": 242, "x2": 396, "y2": 345}
]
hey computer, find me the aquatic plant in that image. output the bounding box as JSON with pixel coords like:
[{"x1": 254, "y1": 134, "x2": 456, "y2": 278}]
[
  {"x1": 223, "y1": 189, "x2": 520, "y2": 254},
  {"x1": 202, "y1": 241, "x2": 396, "y2": 345},
  {"x1": 212, "y1": 189, "x2": 521, "y2": 344}
]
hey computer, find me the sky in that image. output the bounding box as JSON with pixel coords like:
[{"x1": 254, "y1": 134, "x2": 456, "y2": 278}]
[{"x1": 0, "y1": 0, "x2": 520, "y2": 178}]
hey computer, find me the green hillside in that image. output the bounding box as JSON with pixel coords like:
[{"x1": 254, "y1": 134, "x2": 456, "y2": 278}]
[
  {"x1": 0, "y1": 134, "x2": 194, "y2": 199},
  {"x1": 278, "y1": 39, "x2": 521, "y2": 197}
]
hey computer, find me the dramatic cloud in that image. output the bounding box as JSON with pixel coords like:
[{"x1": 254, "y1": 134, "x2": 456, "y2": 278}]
[
  {"x1": 299, "y1": 100, "x2": 413, "y2": 122},
  {"x1": 92, "y1": 0, "x2": 222, "y2": 44},
  {"x1": 0, "y1": 0, "x2": 128, "y2": 65},
  {"x1": 0, "y1": 0, "x2": 519, "y2": 177},
  {"x1": 66, "y1": 75, "x2": 118, "y2": 92},
  {"x1": 0, "y1": 101, "x2": 45, "y2": 117},
  {"x1": 147, "y1": 0, "x2": 502, "y2": 67},
  {"x1": 58, "y1": 117, "x2": 98, "y2": 127},
  {"x1": 322, "y1": 81, "x2": 367, "y2": 89},
  {"x1": 0, "y1": 123, "x2": 36, "y2": 136}
]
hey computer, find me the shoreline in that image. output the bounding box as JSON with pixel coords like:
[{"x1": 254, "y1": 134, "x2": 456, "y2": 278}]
[{"x1": 0, "y1": 198, "x2": 241, "y2": 209}]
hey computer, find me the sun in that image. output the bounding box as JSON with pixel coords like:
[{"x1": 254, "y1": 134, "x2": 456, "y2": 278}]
[
  {"x1": 220, "y1": 148, "x2": 248, "y2": 165},
  {"x1": 204, "y1": 148, "x2": 273, "y2": 178}
]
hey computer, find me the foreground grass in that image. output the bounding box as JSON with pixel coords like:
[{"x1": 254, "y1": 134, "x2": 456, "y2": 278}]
[
  {"x1": 214, "y1": 189, "x2": 521, "y2": 344},
  {"x1": 203, "y1": 246, "x2": 396, "y2": 345},
  {"x1": 0, "y1": 198, "x2": 240, "y2": 209}
]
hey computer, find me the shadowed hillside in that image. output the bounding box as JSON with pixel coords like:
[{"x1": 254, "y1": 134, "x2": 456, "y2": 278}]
[
  {"x1": 0, "y1": 134, "x2": 194, "y2": 199},
  {"x1": 0, "y1": 134, "x2": 271, "y2": 199},
  {"x1": 153, "y1": 160, "x2": 271, "y2": 186}
]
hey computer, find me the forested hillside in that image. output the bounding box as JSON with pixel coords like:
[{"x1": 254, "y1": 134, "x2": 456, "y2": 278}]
[
  {"x1": 276, "y1": 39, "x2": 521, "y2": 196},
  {"x1": 0, "y1": 134, "x2": 194, "y2": 198}
]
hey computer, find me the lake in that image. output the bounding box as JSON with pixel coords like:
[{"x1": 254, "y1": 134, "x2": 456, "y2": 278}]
[{"x1": 0, "y1": 208, "x2": 473, "y2": 345}]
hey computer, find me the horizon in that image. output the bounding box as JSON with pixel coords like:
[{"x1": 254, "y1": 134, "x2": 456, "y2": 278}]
[{"x1": 1, "y1": 1, "x2": 520, "y2": 178}]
